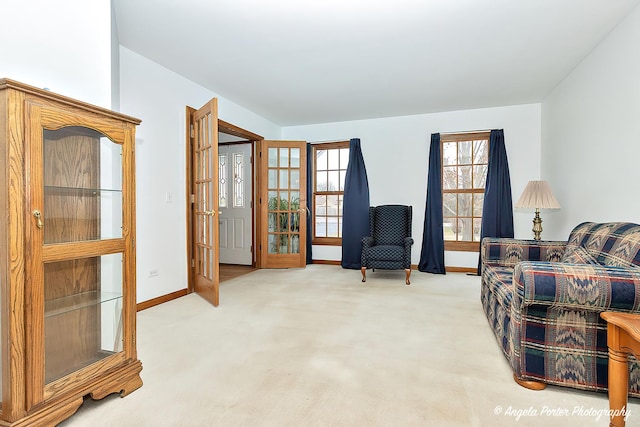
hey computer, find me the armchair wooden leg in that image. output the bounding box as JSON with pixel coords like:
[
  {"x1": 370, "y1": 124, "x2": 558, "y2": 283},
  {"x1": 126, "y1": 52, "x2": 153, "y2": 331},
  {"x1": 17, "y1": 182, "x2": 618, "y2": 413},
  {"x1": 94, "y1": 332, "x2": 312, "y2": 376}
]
[
  {"x1": 361, "y1": 267, "x2": 366, "y2": 283},
  {"x1": 405, "y1": 269, "x2": 411, "y2": 285}
]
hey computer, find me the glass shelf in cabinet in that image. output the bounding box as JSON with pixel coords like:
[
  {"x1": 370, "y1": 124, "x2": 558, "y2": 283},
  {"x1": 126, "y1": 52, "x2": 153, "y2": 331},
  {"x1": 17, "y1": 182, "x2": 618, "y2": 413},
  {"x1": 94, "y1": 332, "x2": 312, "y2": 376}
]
[
  {"x1": 45, "y1": 291, "x2": 123, "y2": 318},
  {"x1": 44, "y1": 186, "x2": 122, "y2": 196}
]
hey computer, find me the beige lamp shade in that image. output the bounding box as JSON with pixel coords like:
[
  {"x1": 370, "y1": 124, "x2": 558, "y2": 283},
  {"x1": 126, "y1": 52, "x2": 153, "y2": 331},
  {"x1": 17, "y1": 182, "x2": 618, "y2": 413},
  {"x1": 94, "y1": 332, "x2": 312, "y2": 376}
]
[{"x1": 515, "y1": 180, "x2": 561, "y2": 210}]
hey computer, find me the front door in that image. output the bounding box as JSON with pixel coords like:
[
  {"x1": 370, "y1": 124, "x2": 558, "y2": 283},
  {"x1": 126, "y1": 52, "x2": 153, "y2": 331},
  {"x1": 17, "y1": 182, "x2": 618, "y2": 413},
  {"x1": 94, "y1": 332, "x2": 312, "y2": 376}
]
[
  {"x1": 259, "y1": 140, "x2": 307, "y2": 268},
  {"x1": 218, "y1": 143, "x2": 253, "y2": 265},
  {"x1": 191, "y1": 99, "x2": 220, "y2": 306}
]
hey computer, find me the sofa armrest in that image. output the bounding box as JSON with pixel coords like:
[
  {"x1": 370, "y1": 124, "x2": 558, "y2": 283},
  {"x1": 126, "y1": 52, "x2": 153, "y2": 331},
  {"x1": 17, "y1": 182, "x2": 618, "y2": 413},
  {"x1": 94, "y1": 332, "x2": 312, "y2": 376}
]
[
  {"x1": 513, "y1": 261, "x2": 640, "y2": 311},
  {"x1": 481, "y1": 237, "x2": 567, "y2": 268}
]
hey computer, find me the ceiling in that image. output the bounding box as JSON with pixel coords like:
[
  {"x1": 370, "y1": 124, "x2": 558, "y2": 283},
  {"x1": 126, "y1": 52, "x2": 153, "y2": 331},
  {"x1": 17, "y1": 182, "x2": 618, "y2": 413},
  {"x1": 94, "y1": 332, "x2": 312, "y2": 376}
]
[{"x1": 113, "y1": 0, "x2": 640, "y2": 127}]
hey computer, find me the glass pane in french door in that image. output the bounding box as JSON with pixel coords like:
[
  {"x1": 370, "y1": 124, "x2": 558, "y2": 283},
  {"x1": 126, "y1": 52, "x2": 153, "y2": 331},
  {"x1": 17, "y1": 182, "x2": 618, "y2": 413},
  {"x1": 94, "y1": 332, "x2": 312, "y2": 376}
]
[
  {"x1": 194, "y1": 110, "x2": 216, "y2": 282},
  {"x1": 44, "y1": 252, "x2": 123, "y2": 383},
  {"x1": 267, "y1": 147, "x2": 302, "y2": 254}
]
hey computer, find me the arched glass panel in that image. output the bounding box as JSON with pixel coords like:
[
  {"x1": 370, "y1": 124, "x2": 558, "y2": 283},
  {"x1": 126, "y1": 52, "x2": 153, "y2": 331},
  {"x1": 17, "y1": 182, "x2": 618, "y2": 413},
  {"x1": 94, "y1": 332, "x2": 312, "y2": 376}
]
[{"x1": 43, "y1": 126, "x2": 122, "y2": 244}]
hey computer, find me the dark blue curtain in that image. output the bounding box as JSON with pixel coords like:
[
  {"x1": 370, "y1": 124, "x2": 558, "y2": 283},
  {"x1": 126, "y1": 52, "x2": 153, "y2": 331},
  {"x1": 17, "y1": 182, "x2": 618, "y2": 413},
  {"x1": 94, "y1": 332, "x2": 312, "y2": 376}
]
[
  {"x1": 477, "y1": 129, "x2": 514, "y2": 274},
  {"x1": 306, "y1": 143, "x2": 313, "y2": 264},
  {"x1": 341, "y1": 138, "x2": 370, "y2": 269},
  {"x1": 419, "y1": 133, "x2": 446, "y2": 274}
]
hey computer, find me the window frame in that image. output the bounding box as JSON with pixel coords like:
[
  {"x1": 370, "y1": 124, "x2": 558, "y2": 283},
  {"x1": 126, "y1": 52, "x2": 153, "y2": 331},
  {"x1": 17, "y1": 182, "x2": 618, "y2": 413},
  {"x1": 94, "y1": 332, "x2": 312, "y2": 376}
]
[
  {"x1": 312, "y1": 141, "x2": 350, "y2": 246},
  {"x1": 441, "y1": 131, "x2": 490, "y2": 252}
]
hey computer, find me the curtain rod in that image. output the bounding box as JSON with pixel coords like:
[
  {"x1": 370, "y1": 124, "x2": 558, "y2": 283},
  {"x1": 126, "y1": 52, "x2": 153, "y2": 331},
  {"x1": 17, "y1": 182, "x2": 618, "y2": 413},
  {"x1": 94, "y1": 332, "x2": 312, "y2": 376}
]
[
  {"x1": 440, "y1": 129, "x2": 496, "y2": 135},
  {"x1": 309, "y1": 139, "x2": 350, "y2": 144}
]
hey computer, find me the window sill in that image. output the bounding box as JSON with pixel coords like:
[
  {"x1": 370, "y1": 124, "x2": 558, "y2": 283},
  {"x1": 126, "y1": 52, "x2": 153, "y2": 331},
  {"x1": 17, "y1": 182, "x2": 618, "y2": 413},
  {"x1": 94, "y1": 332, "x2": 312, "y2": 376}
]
[
  {"x1": 444, "y1": 241, "x2": 480, "y2": 252},
  {"x1": 312, "y1": 238, "x2": 342, "y2": 246}
]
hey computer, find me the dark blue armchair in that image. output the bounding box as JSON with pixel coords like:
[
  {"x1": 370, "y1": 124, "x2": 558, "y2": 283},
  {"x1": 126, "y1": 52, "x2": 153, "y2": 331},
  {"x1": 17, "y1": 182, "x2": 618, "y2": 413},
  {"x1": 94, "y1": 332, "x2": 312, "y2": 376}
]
[{"x1": 361, "y1": 205, "x2": 414, "y2": 285}]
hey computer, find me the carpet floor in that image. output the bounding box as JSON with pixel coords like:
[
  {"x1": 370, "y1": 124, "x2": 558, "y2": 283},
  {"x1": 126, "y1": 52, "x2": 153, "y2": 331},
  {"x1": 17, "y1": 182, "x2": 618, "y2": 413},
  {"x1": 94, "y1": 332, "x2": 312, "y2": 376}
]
[{"x1": 60, "y1": 265, "x2": 639, "y2": 426}]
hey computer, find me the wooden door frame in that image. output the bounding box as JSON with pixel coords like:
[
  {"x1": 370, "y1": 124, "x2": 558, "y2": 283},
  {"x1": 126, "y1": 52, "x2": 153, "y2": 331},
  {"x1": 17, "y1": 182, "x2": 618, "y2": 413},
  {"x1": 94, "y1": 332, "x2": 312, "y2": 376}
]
[{"x1": 186, "y1": 109, "x2": 263, "y2": 293}]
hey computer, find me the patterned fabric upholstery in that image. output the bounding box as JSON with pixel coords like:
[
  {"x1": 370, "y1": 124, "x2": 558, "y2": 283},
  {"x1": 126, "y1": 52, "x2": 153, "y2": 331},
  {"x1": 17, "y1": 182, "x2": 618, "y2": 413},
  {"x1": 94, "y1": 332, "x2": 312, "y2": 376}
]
[
  {"x1": 561, "y1": 245, "x2": 599, "y2": 265},
  {"x1": 567, "y1": 222, "x2": 640, "y2": 268},
  {"x1": 361, "y1": 205, "x2": 413, "y2": 272},
  {"x1": 481, "y1": 222, "x2": 640, "y2": 397},
  {"x1": 481, "y1": 238, "x2": 566, "y2": 267}
]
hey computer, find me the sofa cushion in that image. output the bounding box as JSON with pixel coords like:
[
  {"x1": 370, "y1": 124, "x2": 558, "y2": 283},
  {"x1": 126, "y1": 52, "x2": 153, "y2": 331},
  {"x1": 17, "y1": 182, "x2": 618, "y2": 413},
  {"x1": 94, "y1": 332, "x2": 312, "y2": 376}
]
[
  {"x1": 567, "y1": 222, "x2": 640, "y2": 268},
  {"x1": 482, "y1": 238, "x2": 567, "y2": 268},
  {"x1": 561, "y1": 244, "x2": 599, "y2": 265}
]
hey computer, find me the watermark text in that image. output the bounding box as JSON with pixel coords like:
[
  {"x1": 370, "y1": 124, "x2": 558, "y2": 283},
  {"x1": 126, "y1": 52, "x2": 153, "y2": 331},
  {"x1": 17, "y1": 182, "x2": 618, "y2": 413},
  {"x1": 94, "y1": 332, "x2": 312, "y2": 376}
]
[{"x1": 493, "y1": 405, "x2": 630, "y2": 422}]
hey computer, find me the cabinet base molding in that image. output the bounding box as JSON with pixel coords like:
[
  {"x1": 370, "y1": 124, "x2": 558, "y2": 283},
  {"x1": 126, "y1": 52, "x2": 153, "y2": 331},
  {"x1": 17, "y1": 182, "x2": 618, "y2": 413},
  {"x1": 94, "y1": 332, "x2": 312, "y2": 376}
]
[
  {"x1": 0, "y1": 360, "x2": 143, "y2": 427},
  {"x1": 0, "y1": 397, "x2": 84, "y2": 427}
]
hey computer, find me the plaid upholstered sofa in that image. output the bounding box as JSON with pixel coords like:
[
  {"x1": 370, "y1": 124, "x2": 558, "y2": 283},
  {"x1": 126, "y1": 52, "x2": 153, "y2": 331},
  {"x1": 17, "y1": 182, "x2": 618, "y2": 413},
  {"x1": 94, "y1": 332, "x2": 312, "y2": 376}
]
[{"x1": 481, "y1": 222, "x2": 640, "y2": 396}]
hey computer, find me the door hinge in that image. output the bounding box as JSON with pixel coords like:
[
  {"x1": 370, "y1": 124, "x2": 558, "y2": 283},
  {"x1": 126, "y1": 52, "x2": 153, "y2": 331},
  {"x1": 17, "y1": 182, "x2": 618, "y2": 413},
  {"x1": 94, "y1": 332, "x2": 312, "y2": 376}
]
[
  {"x1": 190, "y1": 124, "x2": 194, "y2": 138},
  {"x1": 132, "y1": 238, "x2": 135, "y2": 249},
  {"x1": 190, "y1": 194, "x2": 195, "y2": 204},
  {"x1": 250, "y1": 201, "x2": 253, "y2": 208},
  {"x1": 191, "y1": 258, "x2": 195, "y2": 268}
]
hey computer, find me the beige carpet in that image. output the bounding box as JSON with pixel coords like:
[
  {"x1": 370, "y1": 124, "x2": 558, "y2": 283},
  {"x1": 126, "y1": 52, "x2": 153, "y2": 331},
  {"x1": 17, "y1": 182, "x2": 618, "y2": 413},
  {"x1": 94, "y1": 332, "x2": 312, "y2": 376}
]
[{"x1": 60, "y1": 265, "x2": 639, "y2": 426}]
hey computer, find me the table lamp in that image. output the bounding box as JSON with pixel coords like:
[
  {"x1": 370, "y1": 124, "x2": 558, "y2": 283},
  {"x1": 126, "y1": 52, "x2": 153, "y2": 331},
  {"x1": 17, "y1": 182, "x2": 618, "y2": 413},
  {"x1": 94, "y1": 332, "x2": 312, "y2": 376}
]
[{"x1": 515, "y1": 180, "x2": 561, "y2": 240}]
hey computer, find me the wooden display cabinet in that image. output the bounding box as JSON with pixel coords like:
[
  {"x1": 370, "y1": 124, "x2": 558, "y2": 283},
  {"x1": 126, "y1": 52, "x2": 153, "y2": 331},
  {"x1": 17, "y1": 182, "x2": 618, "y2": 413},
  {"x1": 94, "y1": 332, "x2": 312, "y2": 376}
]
[{"x1": 0, "y1": 79, "x2": 142, "y2": 426}]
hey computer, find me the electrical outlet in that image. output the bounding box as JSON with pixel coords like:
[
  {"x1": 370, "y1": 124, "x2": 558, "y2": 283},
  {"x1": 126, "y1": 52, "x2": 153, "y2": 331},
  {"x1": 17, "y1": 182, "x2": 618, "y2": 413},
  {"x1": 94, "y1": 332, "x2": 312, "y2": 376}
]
[{"x1": 148, "y1": 269, "x2": 159, "y2": 278}]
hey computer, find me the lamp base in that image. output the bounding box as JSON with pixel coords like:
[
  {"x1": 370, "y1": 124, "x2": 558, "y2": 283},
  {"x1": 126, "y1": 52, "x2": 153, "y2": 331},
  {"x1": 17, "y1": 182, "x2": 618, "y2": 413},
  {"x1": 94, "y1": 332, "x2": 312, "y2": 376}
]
[{"x1": 532, "y1": 209, "x2": 543, "y2": 240}]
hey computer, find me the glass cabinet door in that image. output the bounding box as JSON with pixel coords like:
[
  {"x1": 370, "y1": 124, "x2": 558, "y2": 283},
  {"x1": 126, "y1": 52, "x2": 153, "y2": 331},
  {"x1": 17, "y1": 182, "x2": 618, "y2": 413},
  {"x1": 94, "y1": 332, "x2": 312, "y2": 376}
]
[
  {"x1": 41, "y1": 126, "x2": 125, "y2": 384},
  {"x1": 43, "y1": 127, "x2": 123, "y2": 243}
]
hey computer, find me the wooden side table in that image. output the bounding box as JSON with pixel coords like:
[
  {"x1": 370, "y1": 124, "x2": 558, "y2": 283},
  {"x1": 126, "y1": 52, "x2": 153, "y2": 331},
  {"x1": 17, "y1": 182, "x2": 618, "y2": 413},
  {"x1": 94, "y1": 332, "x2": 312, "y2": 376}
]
[{"x1": 601, "y1": 312, "x2": 640, "y2": 427}]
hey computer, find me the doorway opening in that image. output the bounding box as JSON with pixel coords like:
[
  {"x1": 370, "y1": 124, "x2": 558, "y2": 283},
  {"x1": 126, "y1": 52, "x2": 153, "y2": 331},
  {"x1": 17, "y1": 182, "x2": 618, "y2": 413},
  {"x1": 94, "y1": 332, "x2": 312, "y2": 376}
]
[{"x1": 219, "y1": 264, "x2": 257, "y2": 283}]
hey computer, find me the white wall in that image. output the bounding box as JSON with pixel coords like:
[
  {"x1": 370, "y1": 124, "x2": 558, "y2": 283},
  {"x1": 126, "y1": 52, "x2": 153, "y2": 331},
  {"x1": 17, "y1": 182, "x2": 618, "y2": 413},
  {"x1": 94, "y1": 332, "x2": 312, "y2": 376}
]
[
  {"x1": 111, "y1": 0, "x2": 121, "y2": 111},
  {"x1": 282, "y1": 104, "x2": 542, "y2": 268},
  {"x1": 0, "y1": 0, "x2": 112, "y2": 108},
  {"x1": 12, "y1": 0, "x2": 635, "y2": 292},
  {"x1": 541, "y1": 3, "x2": 640, "y2": 240},
  {"x1": 119, "y1": 47, "x2": 280, "y2": 303}
]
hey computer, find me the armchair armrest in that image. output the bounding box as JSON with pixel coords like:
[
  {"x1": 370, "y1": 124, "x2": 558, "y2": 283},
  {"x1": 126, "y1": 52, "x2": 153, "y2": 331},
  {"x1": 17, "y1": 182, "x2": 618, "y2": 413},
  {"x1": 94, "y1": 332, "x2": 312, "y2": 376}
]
[
  {"x1": 403, "y1": 237, "x2": 414, "y2": 269},
  {"x1": 513, "y1": 261, "x2": 640, "y2": 312},
  {"x1": 404, "y1": 237, "x2": 414, "y2": 248},
  {"x1": 481, "y1": 237, "x2": 567, "y2": 268},
  {"x1": 361, "y1": 236, "x2": 374, "y2": 267}
]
